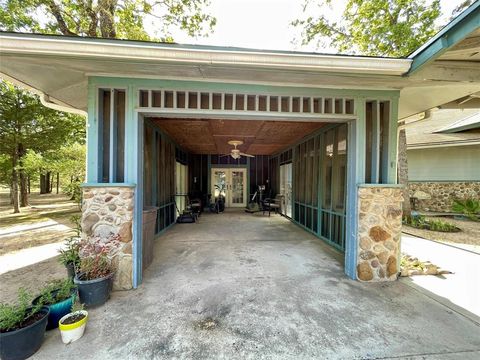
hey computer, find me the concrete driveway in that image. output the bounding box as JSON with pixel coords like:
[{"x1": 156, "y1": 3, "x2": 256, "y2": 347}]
[
  {"x1": 401, "y1": 233, "x2": 480, "y2": 319},
  {"x1": 36, "y1": 211, "x2": 480, "y2": 359}
]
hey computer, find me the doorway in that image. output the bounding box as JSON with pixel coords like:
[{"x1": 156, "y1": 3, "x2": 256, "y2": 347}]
[
  {"x1": 280, "y1": 163, "x2": 293, "y2": 217},
  {"x1": 211, "y1": 168, "x2": 247, "y2": 208}
]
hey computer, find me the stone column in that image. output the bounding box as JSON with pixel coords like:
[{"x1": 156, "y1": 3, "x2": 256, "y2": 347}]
[
  {"x1": 81, "y1": 184, "x2": 135, "y2": 290},
  {"x1": 356, "y1": 185, "x2": 403, "y2": 282}
]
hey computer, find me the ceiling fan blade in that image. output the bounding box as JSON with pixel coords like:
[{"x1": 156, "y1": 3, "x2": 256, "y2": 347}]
[
  {"x1": 219, "y1": 154, "x2": 231, "y2": 157},
  {"x1": 239, "y1": 152, "x2": 255, "y2": 158}
]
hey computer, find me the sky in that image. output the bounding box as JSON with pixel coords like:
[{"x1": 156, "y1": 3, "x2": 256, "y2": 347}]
[{"x1": 161, "y1": 0, "x2": 465, "y2": 53}]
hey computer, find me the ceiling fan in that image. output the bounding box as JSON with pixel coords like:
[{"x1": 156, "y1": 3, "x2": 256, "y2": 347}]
[{"x1": 221, "y1": 140, "x2": 254, "y2": 159}]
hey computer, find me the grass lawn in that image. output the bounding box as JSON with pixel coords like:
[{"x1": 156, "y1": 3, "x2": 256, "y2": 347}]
[{"x1": 0, "y1": 189, "x2": 80, "y2": 255}]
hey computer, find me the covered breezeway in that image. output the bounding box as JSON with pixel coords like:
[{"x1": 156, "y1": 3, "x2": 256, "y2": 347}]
[
  {"x1": 34, "y1": 210, "x2": 480, "y2": 359},
  {"x1": 90, "y1": 80, "x2": 401, "y2": 288}
]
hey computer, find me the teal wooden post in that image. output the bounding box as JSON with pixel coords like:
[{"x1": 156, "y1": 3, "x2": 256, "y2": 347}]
[
  {"x1": 344, "y1": 98, "x2": 366, "y2": 279},
  {"x1": 388, "y1": 97, "x2": 399, "y2": 183},
  {"x1": 86, "y1": 80, "x2": 98, "y2": 182},
  {"x1": 124, "y1": 85, "x2": 143, "y2": 288}
]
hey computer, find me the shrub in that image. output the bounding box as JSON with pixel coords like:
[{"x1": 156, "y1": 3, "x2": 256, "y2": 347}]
[
  {"x1": 37, "y1": 279, "x2": 76, "y2": 306},
  {"x1": 452, "y1": 198, "x2": 480, "y2": 221},
  {"x1": 0, "y1": 289, "x2": 43, "y2": 332},
  {"x1": 403, "y1": 214, "x2": 459, "y2": 233},
  {"x1": 58, "y1": 236, "x2": 81, "y2": 267}
]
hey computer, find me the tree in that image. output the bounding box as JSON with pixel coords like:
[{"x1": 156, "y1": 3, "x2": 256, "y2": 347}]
[
  {"x1": 0, "y1": 81, "x2": 85, "y2": 212},
  {"x1": 0, "y1": 0, "x2": 216, "y2": 41},
  {"x1": 293, "y1": 0, "x2": 445, "y2": 216},
  {"x1": 450, "y1": 0, "x2": 476, "y2": 20},
  {"x1": 293, "y1": 0, "x2": 441, "y2": 57}
]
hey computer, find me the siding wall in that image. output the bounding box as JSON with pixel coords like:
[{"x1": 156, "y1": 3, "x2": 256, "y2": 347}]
[{"x1": 407, "y1": 145, "x2": 480, "y2": 181}]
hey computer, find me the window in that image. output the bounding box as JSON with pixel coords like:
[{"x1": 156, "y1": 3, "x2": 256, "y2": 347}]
[
  {"x1": 365, "y1": 100, "x2": 390, "y2": 184},
  {"x1": 98, "y1": 88, "x2": 126, "y2": 183}
]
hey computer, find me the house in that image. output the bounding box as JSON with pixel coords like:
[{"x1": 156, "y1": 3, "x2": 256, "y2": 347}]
[
  {"x1": 406, "y1": 109, "x2": 480, "y2": 212},
  {"x1": 0, "y1": 2, "x2": 479, "y2": 289}
]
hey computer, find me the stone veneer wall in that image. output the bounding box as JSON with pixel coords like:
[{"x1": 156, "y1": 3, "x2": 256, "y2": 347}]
[
  {"x1": 81, "y1": 186, "x2": 135, "y2": 290},
  {"x1": 357, "y1": 186, "x2": 403, "y2": 282},
  {"x1": 408, "y1": 182, "x2": 480, "y2": 213}
]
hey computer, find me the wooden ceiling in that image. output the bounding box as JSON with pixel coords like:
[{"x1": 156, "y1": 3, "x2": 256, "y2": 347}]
[{"x1": 151, "y1": 118, "x2": 325, "y2": 155}]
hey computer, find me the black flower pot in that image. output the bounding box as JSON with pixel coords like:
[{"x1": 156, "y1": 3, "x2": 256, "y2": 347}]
[
  {"x1": 74, "y1": 273, "x2": 114, "y2": 308},
  {"x1": 0, "y1": 306, "x2": 49, "y2": 360},
  {"x1": 65, "y1": 262, "x2": 76, "y2": 279}
]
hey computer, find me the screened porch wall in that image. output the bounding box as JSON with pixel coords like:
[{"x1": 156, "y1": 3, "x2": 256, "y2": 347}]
[
  {"x1": 143, "y1": 119, "x2": 183, "y2": 235},
  {"x1": 269, "y1": 124, "x2": 348, "y2": 251}
]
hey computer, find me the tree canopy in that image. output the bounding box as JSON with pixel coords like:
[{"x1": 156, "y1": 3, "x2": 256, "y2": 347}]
[
  {"x1": 293, "y1": 0, "x2": 442, "y2": 57},
  {"x1": 0, "y1": 81, "x2": 86, "y2": 211},
  {"x1": 0, "y1": 0, "x2": 216, "y2": 41}
]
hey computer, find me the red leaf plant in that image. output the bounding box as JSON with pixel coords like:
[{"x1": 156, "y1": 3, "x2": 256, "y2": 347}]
[{"x1": 77, "y1": 233, "x2": 122, "y2": 280}]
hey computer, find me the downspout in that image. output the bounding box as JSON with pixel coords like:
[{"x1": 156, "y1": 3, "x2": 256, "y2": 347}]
[
  {"x1": 39, "y1": 93, "x2": 87, "y2": 116},
  {"x1": 1, "y1": 72, "x2": 87, "y2": 116}
]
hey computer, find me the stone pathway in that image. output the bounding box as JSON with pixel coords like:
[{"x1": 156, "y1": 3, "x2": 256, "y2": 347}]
[{"x1": 401, "y1": 233, "x2": 480, "y2": 319}]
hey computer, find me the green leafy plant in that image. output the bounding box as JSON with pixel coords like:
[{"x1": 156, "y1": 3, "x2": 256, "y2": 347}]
[
  {"x1": 71, "y1": 301, "x2": 85, "y2": 313},
  {"x1": 37, "y1": 279, "x2": 76, "y2": 306},
  {"x1": 452, "y1": 198, "x2": 480, "y2": 221},
  {"x1": 0, "y1": 289, "x2": 43, "y2": 332},
  {"x1": 403, "y1": 215, "x2": 459, "y2": 233},
  {"x1": 58, "y1": 236, "x2": 81, "y2": 267}
]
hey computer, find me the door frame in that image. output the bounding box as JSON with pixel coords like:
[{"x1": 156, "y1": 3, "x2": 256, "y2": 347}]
[{"x1": 211, "y1": 167, "x2": 247, "y2": 207}]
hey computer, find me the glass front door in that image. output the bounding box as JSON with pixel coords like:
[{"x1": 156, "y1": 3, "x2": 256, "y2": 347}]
[{"x1": 211, "y1": 168, "x2": 247, "y2": 207}]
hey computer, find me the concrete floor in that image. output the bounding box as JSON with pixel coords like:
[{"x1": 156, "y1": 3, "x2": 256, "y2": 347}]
[{"x1": 35, "y1": 210, "x2": 480, "y2": 359}]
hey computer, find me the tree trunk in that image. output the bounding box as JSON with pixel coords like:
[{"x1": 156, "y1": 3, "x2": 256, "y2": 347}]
[
  {"x1": 20, "y1": 171, "x2": 28, "y2": 207},
  {"x1": 11, "y1": 151, "x2": 20, "y2": 213},
  {"x1": 9, "y1": 182, "x2": 14, "y2": 205},
  {"x1": 28, "y1": 176, "x2": 31, "y2": 194},
  {"x1": 40, "y1": 172, "x2": 52, "y2": 194},
  {"x1": 56, "y1": 172, "x2": 59, "y2": 194},
  {"x1": 398, "y1": 128, "x2": 411, "y2": 217},
  {"x1": 49, "y1": 173, "x2": 53, "y2": 193},
  {"x1": 18, "y1": 143, "x2": 29, "y2": 207}
]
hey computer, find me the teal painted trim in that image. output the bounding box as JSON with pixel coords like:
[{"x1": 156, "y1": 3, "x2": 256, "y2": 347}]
[
  {"x1": 81, "y1": 182, "x2": 135, "y2": 188},
  {"x1": 86, "y1": 79, "x2": 98, "y2": 182},
  {"x1": 292, "y1": 217, "x2": 345, "y2": 252},
  {"x1": 123, "y1": 85, "x2": 143, "y2": 288},
  {"x1": 408, "y1": 2, "x2": 480, "y2": 74},
  {"x1": 89, "y1": 76, "x2": 400, "y2": 100},
  {"x1": 344, "y1": 98, "x2": 367, "y2": 280},
  {"x1": 388, "y1": 97, "x2": 399, "y2": 183},
  {"x1": 153, "y1": 221, "x2": 176, "y2": 239}
]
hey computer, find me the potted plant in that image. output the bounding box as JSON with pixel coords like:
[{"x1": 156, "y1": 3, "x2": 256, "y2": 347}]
[
  {"x1": 32, "y1": 279, "x2": 77, "y2": 330},
  {"x1": 0, "y1": 289, "x2": 50, "y2": 360},
  {"x1": 74, "y1": 233, "x2": 120, "y2": 308},
  {"x1": 58, "y1": 302, "x2": 88, "y2": 344},
  {"x1": 58, "y1": 236, "x2": 81, "y2": 278}
]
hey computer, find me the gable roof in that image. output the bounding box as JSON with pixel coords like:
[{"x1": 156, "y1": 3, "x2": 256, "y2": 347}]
[
  {"x1": 0, "y1": 2, "x2": 479, "y2": 118},
  {"x1": 435, "y1": 112, "x2": 480, "y2": 133},
  {"x1": 405, "y1": 109, "x2": 480, "y2": 149}
]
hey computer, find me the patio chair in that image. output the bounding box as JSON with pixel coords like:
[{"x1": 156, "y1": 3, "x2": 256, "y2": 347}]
[{"x1": 262, "y1": 194, "x2": 284, "y2": 217}]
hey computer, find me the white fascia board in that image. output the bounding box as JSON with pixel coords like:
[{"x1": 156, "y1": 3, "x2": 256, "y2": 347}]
[
  {"x1": 407, "y1": 140, "x2": 480, "y2": 149},
  {"x1": 0, "y1": 33, "x2": 411, "y2": 76}
]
